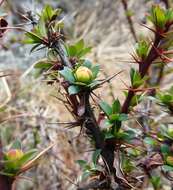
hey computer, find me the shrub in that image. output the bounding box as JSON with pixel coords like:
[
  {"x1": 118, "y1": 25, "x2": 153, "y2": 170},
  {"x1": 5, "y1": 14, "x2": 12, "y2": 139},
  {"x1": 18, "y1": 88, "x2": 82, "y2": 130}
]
[{"x1": 2, "y1": 1, "x2": 173, "y2": 189}]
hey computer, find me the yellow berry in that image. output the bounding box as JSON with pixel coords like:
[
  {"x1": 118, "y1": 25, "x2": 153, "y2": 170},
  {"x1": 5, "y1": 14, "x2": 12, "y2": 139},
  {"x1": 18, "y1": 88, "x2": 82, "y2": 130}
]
[
  {"x1": 6, "y1": 149, "x2": 24, "y2": 161},
  {"x1": 75, "y1": 66, "x2": 93, "y2": 84}
]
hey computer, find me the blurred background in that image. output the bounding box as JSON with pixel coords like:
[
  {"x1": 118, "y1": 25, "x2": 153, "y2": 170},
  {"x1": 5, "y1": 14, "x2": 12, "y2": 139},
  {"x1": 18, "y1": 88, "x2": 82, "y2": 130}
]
[{"x1": 0, "y1": 0, "x2": 164, "y2": 189}]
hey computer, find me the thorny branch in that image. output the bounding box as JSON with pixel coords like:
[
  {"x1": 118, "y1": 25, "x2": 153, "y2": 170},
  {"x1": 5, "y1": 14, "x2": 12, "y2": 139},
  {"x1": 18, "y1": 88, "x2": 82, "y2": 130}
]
[
  {"x1": 121, "y1": 27, "x2": 170, "y2": 113},
  {"x1": 55, "y1": 40, "x2": 129, "y2": 189}
]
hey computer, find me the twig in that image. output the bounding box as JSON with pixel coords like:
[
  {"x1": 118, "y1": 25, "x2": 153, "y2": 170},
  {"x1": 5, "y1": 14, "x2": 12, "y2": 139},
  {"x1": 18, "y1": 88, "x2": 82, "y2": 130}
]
[
  {"x1": 19, "y1": 142, "x2": 56, "y2": 173},
  {"x1": 121, "y1": 0, "x2": 138, "y2": 42},
  {"x1": 0, "y1": 75, "x2": 12, "y2": 108},
  {"x1": 77, "y1": 179, "x2": 108, "y2": 190}
]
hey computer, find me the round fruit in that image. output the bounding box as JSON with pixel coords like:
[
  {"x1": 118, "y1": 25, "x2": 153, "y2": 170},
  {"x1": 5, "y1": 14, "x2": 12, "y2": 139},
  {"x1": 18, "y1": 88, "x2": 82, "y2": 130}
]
[
  {"x1": 75, "y1": 66, "x2": 93, "y2": 84},
  {"x1": 166, "y1": 156, "x2": 173, "y2": 166},
  {"x1": 6, "y1": 149, "x2": 24, "y2": 161}
]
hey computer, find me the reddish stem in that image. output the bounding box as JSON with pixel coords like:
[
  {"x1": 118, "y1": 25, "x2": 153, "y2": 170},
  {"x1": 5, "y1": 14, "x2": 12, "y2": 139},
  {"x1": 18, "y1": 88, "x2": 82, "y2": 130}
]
[
  {"x1": 0, "y1": 176, "x2": 13, "y2": 190},
  {"x1": 139, "y1": 36, "x2": 161, "y2": 77},
  {"x1": 121, "y1": 33, "x2": 166, "y2": 113}
]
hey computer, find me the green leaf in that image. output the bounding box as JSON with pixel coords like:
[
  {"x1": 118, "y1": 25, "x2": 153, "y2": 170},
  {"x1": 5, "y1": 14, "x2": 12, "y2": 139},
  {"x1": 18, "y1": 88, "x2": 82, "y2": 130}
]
[
  {"x1": 161, "y1": 144, "x2": 170, "y2": 155},
  {"x1": 82, "y1": 170, "x2": 91, "y2": 180},
  {"x1": 76, "y1": 160, "x2": 87, "y2": 168},
  {"x1": 75, "y1": 39, "x2": 84, "y2": 52},
  {"x1": 37, "y1": 18, "x2": 47, "y2": 37},
  {"x1": 144, "y1": 137, "x2": 157, "y2": 146},
  {"x1": 123, "y1": 91, "x2": 128, "y2": 97},
  {"x1": 99, "y1": 101, "x2": 112, "y2": 116},
  {"x1": 68, "y1": 85, "x2": 80, "y2": 95},
  {"x1": 103, "y1": 119, "x2": 113, "y2": 128},
  {"x1": 88, "y1": 80, "x2": 100, "y2": 89},
  {"x1": 130, "y1": 68, "x2": 135, "y2": 86},
  {"x1": 104, "y1": 131, "x2": 114, "y2": 139},
  {"x1": 130, "y1": 94, "x2": 141, "y2": 107},
  {"x1": 74, "y1": 81, "x2": 88, "y2": 86},
  {"x1": 165, "y1": 9, "x2": 173, "y2": 23},
  {"x1": 41, "y1": 5, "x2": 55, "y2": 21},
  {"x1": 55, "y1": 20, "x2": 64, "y2": 30},
  {"x1": 112, "y1": 99, "x2": 121, "y2": 113},
  {"x1": 154, "y1": 6, "x2": 166, "y2": 28},
  {"x1": 66, "y1": 40, "x2": 91, "y2": 58},
  {"x1": 122, "y1": 157, "x2": 134, "y2": 173},
  {"x1": 68, "y1": 45, "x2": 77, "y2": 57},
  {"x1": 16, "y1": 149, "x2": 37, "y2": 167},
  {"x1": 59, "y1": 67, "x2": 75, "y2": 82},
  {"x1": 109, "y1": 113, "x2": 127, "y2": 122},
  {"x1": 52, "y1": 9, "x2": 62, "y2": 21},
  {"x1": 4, "y1": 160, "x2": 19, "y2": 173},
  {"x1": 34, "y1": 59, "x2": 52, "y2": 69},
  {"x1": 162, "y1": 165, "x2": 173, "y2": 172},
  {"x1": 121, "y1": 130, "x2": 136, "y2": 141},
  {"x1": 136, "y1": 40, "x2": 150, "y2": 59},
  {"x1": 133, "y1": 79, "x2": 144, "y2": 88},
  {"x1": 119, "y1": 114, "x2": 128, "y2": 121},
  {"x1": 91, "y1": 65, "x2": 100, "y2": 79},
  {"x1": 30, "y1": 44, "x2": 42, "y2": 53},
  {"x1": 23, "y1": 38, "x2": 36, "y2": 44},
  {"x1": 150, "y1": 176, "x2": 161, "y2": 189},
  {"x1": 161, "y1": 94, "x2": 172, "y2": 104},
  {"x1": 83, "y1": 59, "x2": 92, "y2": 69},
  {"x1": 78, "y1": 47, "x2": 92, "y2": 57},
  {"x1": 92, "y1": 149, "x2": 101, "y2": 166},
  {"x1": 109, "y1": 114, "x2": 119, "y2": 121},
  {"x1": 127, "y1": 148, "x2": 141, "y2": 157},
  {"x1": 130, "y1": 68, "x2": 143, "y2": 88},
  {"x1": 45, "y1": 5, "x2": 53, "y2": 20},
  {"x1": 148, "y1": 5, "x2": 166, "y2": 29},
  {"x1": 11, "y1": 139, "x2": 22, "y2": 150},
  {"x1": 25, "y1": 31, "x2": 43, "y2": 44},
  {"x1": 115, "y1": 131, "x2": 128, "y2": 140}
]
